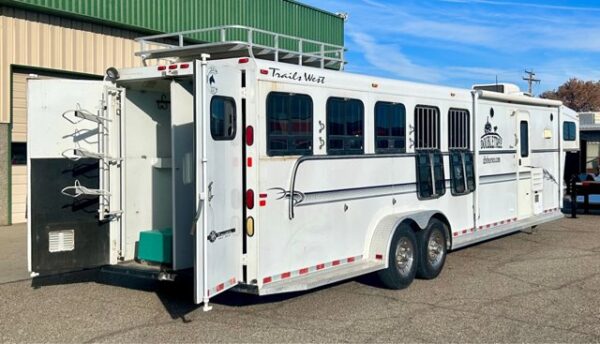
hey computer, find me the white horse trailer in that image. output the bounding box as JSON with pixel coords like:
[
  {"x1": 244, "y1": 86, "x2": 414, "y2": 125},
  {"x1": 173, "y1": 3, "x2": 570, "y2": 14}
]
[{"x1": 27, "y1": 27, "x2": 579, "y2": 310}]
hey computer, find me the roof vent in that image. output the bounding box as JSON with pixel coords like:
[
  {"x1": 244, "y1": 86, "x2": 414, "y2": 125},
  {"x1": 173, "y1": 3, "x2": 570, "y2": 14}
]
[{"x1": 473, "y1": 83, "x2": 522, "y2": 95}]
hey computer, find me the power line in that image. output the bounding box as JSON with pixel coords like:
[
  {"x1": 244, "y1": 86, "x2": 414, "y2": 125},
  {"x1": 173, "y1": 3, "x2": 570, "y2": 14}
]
[{"x1": 522, "y1": 69, "x2": 541, "y2": 95}]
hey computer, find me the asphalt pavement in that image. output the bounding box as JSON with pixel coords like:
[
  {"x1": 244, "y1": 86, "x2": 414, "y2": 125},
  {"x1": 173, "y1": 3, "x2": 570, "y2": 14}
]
[{"x1": 0, "y1": 215, "x2": 599, "y2": 342}]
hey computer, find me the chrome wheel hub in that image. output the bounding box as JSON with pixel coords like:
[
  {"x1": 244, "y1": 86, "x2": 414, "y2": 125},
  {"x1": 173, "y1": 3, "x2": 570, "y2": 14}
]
[
  {"x1": 427, "y1": 230, "x2": 445, "y2": 268},
  {"x1": 395, "y1": 237, "x2": 414, "y2": 276}
]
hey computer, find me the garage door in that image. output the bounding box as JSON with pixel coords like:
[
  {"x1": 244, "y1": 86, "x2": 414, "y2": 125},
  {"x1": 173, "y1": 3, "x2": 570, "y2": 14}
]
[
  {"x1": 11, "y1": 73, "x2": 32, "y2": 224},
  {"x1": 11, "y1": 72, "x2": 54, "y2": 224}
]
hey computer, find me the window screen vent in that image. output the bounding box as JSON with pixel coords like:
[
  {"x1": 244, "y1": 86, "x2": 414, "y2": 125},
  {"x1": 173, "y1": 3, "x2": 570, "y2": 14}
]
[{"x1": 49, "y1": 230, "x2": 75, "y2": 253}]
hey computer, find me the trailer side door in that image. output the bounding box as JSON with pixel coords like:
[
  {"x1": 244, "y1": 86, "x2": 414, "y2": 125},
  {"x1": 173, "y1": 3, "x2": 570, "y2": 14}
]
[
  {"x1": 27, "y1": 79, "x2": 120, "y2": 275},
  {"x1": 194, "y1": 60, "x2": 243, "y2": 305}
]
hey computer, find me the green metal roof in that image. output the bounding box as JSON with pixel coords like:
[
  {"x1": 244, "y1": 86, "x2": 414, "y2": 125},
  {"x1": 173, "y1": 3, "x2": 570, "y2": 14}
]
[{"x1": 0, "y1": 0, "x2": 344, "y2": 46}]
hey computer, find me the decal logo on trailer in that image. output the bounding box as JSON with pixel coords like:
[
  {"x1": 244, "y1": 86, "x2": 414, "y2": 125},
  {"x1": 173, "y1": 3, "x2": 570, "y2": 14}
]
[
  {"x1": 207, "y1": 67, "x2": 218, "y2": 95},
  {"x1": 480, "y1": 117, "x2": 503, "y2": 149},
  {"x1": 268, "y1": 67, "x2": 325, "y2": 85}
]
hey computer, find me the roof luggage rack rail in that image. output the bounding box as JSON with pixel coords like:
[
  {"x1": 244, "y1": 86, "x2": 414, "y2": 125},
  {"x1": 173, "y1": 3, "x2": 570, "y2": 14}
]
[{"x1": 135, "y1": 25, "x2": 346, "y2": 70}]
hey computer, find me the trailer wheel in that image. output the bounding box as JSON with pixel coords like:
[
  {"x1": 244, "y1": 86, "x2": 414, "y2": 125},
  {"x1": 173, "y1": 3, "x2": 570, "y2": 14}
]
[
  {"x1": 416, "y1": 218, "x2": 448, "y2": 280},
  {"x1": 377, "y1": 224, "x2": 418, "y2": 289}
]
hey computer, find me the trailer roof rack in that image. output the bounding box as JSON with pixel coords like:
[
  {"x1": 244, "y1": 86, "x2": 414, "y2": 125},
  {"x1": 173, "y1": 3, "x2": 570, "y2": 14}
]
[{"x1": 135, "y1": 25, "x2": 346, "y2": 70}]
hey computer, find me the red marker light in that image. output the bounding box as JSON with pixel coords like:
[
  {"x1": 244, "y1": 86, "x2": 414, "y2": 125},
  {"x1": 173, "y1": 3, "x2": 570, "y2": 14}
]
[
  {"x1": 179, "y1": 63, "x2": 190, "y2": 69},
  {"x1": 260, "y1": 69, "x2": 269, "y2": 75},
  {"x1": 246, "y1": 189, "x2": 255, "y2": 209},
  {"x1": 246, "y1": 126, "x2": 254, "y2": 146},
  {"x1": 168, "y1": 64, "x2": 177, "y2": 70},
  {"x1": 238, "y1": 57, "x2": 249, "y2": 64},
  {"x1": 157, "y1": 65, "x2": 167, "y2": 71}
]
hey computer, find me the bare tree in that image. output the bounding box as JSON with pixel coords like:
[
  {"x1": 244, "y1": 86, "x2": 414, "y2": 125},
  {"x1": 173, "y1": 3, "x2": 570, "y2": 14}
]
[{"x1": 540, "y1": 78, "x2": 600, "y2": 112}]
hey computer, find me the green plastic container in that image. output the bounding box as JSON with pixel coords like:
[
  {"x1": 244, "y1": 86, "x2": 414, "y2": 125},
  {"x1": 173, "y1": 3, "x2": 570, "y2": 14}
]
[{"x1": 137, "y1": 228, "x2": 173, "y2": 264}]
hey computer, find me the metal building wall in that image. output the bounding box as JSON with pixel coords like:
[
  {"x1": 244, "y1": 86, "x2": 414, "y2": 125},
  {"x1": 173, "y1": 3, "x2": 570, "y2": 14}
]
[
  {"x1": 0, "y1": 5, "x2": 146, "y2": 124},
  {"x1": 0, "y1": 0, "x2": 344, "y2": 46}
]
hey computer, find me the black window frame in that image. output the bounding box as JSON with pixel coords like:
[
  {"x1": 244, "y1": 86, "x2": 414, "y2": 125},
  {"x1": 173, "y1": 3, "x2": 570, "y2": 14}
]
[
  {"x1": 449, "y1": 150, "x2": 476, "y2": 196},
  {"x1": 374, "y1": 101, "x2": 406, "y2": 154},
  {"x1": 448, "y1": 108, "x2": 470, "y2": 150},
  {"x1": 415, "y1": 149, "x2": 446, "y2": 200},
  {"x1": 210, "y1": 96, "x2": 237, "y2": 141},
  {"x1": 520, "y1": 120, "x2": 529, "y2": 158},
  {"x1": 414, "y1": 105, "x2": 441, "y2": 150},
  {"x1": 326, "y1": 97, "x2": 365, "y2": 156},
  {"x1": 563, "y1": 121, "x2": 576, "y2": 141},
  {"x1": 266, "y1": 92, "x2": 314, "y2": 156}
]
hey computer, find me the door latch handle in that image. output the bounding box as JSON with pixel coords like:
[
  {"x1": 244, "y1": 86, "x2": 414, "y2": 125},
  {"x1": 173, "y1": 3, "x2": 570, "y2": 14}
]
[{"x1": 208, "y1": 181, "x2": 214, "y2": 202}]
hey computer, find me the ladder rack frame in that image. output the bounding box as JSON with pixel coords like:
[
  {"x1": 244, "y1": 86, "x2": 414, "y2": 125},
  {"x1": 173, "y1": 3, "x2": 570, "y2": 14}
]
[{"x1": 135, "y1": 25, "x2": 346, "y2": 70}]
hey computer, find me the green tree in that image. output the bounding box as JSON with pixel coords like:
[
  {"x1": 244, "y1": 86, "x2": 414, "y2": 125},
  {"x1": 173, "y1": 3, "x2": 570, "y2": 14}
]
[{"x1": 540, "y1": 78, "x2": 600, "y2": 112}]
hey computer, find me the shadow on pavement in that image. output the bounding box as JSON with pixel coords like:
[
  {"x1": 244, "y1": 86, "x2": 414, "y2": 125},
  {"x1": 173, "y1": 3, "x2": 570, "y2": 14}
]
[{"x1": 29, "y1": 267, "x2": 365, "y2": 321}]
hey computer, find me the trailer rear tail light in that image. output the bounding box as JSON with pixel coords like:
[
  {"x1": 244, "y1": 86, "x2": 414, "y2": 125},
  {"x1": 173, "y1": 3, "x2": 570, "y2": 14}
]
[
  {"x1": 238, "y1": 57, "x2": 249, "y2": 64},
  {"x1": 157, "y1": 65, "x2": 167, "y2": 71},
  {"x1": 179, "y1": 63, "x2": 190, "y2": 69},
  {"x1": 260, "y1": 69, "x2": 269, "y2": 75},
  {"x1": 246, "y1": 217, "x2": 254, "y2": 237},
  {"x1": 246, "y1": 126, "x2": 254, "y2": 146},
  {"x1": 246, "y1": 189, "x2": 254, "y2": 209},
  {"x1": 168, "y1": 65, "x2": 177, "y2": 70}
]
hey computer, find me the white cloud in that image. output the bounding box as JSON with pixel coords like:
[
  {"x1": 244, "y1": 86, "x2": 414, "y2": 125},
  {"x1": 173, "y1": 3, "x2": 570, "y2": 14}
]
[
  {"x1": 302, "y1": 0, "x2": 600, "y2": 90},
  {"x1": 348, "y1": 30, "x2": 443, "y2": 83}
]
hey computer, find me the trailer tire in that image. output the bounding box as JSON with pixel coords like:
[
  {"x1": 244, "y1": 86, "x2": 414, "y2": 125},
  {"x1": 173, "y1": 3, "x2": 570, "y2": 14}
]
[
  {"x1": 377, "y1": 224, "x2": 418, "y2": 290},
  {"x1": 416, "y1": 218, "x2": 448, "y2": 280}
]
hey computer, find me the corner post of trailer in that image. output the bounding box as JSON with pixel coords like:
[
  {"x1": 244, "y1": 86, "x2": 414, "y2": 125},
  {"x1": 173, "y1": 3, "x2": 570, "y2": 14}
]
[
  {"x1": 471, "y1": 90, "x2": 481, "y2": 228},
  {"x1": 557, "y1": 105, "x2": 563, "y2": 212},
  {"x1": 200, "y1": 53, "x2": 212, "y2": 312}
]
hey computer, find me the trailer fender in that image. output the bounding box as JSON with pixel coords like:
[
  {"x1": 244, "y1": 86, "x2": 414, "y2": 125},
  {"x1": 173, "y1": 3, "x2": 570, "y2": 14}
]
[{"x1": 367, "y1": 210, "x2": 448, "y2": 267}]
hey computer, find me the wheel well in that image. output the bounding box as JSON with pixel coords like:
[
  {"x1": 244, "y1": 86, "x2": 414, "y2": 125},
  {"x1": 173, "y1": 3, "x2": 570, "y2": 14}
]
[
  {"x1": 398, "y1": 219, "x2": 421, "y2": 233},
  {"x1": 430, "y1": 213, "x2": 452, "y2": 250}
]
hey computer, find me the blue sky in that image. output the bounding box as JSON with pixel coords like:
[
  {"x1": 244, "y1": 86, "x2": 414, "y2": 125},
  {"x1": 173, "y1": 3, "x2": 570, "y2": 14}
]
[{"x1": 302, "y1": 0, "x2": 600, "y2": 95}]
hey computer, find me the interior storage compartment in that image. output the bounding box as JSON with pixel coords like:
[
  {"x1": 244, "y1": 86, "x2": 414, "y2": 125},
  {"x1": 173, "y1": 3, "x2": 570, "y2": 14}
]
[{"x1": 118, "y1": 77, "x2": 195, "y2": 270}]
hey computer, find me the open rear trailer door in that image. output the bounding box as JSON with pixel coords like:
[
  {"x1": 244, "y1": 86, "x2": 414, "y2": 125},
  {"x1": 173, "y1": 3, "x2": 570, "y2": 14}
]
[
  {"x1": 194, "y1": 58, "x2": 243, "y2": 309},
  {"x1": 27, "y1": 79, "x2": 122, "y2": 276}
]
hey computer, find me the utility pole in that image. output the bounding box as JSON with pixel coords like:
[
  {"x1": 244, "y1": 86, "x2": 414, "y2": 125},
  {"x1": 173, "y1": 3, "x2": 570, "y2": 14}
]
[{"x1": 522, "y1": 69, "x2": 540, "y2": 95}]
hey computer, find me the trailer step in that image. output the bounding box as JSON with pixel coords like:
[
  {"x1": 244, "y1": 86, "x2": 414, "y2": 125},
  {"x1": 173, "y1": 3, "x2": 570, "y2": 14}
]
[{"x1": 258, "y1": 259, "x2": 385, "y2": 296}]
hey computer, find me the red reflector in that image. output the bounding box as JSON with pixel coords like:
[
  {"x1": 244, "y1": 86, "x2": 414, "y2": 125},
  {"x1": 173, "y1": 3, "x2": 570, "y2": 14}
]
[
  {"x1": 281, "y1": 272, "x2": 291, "y2": 279},
  {"x1": 179, "y1": 63, "x2": 190, "y2": 69},
  {"x1": 259, "y1": 193, "x2": 267, "y2": 198},
  {"x1": 259, "y1": 200, "x2": 266, "y2": 207},
  {"x1": 246, "y1": 126, "x2": 254, "y2": 146},
  {"x1": 332, "y1": 260, "x2": 340, "y2": 266},
  {"x1": 375, "y1": 254, "x2": 383, "y2": 260},
  {"x1": 246, "y1": 189, "x2": 254, "y2": 209},
  {"x1": 168, "y1": 64, "x2": 177, "y2": 70},
  {"x1": 316, "y1": 264, "x2": 325, "y2": 270},
  {"x1": 238, "y1": 57, "x2": 249, "y2": 64},
  {"x1": 247, "y1": 157, "x2": 253, "y2": 167},
  {"x1": 263, "y1": 277, "x2": 272, "y2": 284},
  {"x1": 347, "y1": 257, "x2": 355, "y2": 263},
  {"x1": 157, "y1": 65, "x2": 167, "y2": 71},
  {"x1": 299, "y1": 268, "x2": 309, "y2": 275},
  {"x1": 260, "y1": 69, "x2": 269, "y2": 75},
  {"x1": 216, "y1": 283, "x2": 225, "y2": 292}
]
